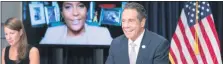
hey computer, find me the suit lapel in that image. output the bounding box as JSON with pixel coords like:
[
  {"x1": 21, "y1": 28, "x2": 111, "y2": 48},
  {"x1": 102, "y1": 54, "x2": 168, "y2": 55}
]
[
  {"x1": 121, "y1": 36, "x2": 130, "y2": 64},
  {"x1": 136, "y1": 29, "x2": 151, "y2": 64}
]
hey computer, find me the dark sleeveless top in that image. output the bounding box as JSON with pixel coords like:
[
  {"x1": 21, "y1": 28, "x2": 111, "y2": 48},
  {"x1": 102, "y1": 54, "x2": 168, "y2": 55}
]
[{"x1": 4, "y1": 45, "x2": 33, "y2": 64}]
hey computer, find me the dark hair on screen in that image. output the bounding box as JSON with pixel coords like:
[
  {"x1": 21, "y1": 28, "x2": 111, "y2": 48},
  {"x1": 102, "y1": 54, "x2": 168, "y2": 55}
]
[
  {"x1": 57, "y1": 1, "x2": 90, "y2": 22},
  {"x1": 57, "y1": 1, "x2": 90, "y2": 12}
]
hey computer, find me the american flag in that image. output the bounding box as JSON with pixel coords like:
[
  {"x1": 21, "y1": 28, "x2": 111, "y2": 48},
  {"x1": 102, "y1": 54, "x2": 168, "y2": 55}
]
[{"x1": 169, "y1": 2, "x2": 222, "y2": 64}]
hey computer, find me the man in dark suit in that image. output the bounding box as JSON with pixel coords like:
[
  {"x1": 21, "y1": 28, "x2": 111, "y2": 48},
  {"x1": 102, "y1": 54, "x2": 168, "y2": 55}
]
[{"x1": 106, "y1": 2, "x2": 170, "y2": 64}]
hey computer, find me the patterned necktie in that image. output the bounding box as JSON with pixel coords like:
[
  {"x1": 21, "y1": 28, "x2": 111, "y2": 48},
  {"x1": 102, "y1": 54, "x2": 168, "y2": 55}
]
[{"x1": 129, "y1": 42, "x2": 137, "y2": 64}]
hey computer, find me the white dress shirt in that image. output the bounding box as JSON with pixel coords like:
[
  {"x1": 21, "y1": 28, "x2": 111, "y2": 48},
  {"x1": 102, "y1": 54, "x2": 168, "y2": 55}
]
[{"x1": 128, "y1": 29, "x2": 145, "y2": 60}]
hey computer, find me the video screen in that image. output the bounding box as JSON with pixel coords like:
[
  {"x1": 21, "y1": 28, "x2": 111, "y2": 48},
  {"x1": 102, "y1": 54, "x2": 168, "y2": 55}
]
[{"x1": 22, "y1": 1, "x2": 125, "y2": 46}]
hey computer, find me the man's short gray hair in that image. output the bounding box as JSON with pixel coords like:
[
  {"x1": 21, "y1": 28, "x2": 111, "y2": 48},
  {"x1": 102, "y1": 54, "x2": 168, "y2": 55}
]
[{"x1": 123, "y1": 2, "x2": 147, "y2": 21}]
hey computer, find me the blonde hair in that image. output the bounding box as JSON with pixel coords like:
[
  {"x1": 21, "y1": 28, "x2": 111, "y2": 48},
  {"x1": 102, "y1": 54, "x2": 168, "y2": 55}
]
[{"x1": 4, "y1": 17, "x2": 28, "y2": 61}]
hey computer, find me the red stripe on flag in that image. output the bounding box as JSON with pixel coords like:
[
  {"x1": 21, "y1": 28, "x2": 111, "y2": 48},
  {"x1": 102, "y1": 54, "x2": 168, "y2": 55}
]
[
  {"x1": 199, "y1": 21, "x2": 218, "y2": 64},
  {"x1": 190, "y1": 26, "x2": 196, "y2": 40},
  {"x1": 190, "y1": 25, "x2": 207, "y2": 64},
  {"x1": 197, "y1": 37, "x2": 208, "y2": 64},
  {"x1": 173, "y1": 33, "x2": 187, "y2": 64},
  {"x1": 178, "y1": 19, "x2": 198, "y2": 64},
  {"x1": 206, "y1": 15, "x2": 220, "y2": 50},
  {"x1": 170, "y1": 48, "x2": 178, "y2": 64}
]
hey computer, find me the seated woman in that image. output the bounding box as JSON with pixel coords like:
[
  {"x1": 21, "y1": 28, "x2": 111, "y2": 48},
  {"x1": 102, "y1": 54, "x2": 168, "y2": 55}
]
[
  {"x1": 40, "y1": 1, "x2": 112, "y2": 45},
  {"x1": 2, "y1": 17, "x2": 40, "y2": 64}
]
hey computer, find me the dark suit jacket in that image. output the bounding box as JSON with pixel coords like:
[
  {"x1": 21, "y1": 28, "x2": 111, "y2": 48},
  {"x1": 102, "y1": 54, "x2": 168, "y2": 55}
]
[{"x1": 106, "y1": 29, "x2": 170, "y2": 64}]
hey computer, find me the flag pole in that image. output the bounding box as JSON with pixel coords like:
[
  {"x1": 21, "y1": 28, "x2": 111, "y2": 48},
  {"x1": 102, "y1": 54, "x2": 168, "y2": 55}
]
[{"x1": 194, "y1": 1, "x2": 199, "y2": 55}]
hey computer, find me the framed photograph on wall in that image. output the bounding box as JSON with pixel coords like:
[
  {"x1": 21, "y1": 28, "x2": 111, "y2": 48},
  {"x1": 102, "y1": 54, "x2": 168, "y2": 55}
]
[
  {"x1": 29, "y1": 3, "x2": 46, "y2": 27},
  {"x1": 99, "y1": 8, "x2": 122, "y2": 26},
  {"x1": 44, "y1": 6, "x2": 56, "y2": 25},
  {"x1": 86, "y1": 1, "x2": 100, "y2": 26}
]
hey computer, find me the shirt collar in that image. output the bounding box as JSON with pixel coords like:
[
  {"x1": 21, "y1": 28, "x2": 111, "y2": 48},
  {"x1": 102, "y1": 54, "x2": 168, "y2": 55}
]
[{"x1": 128, "y1": 29, "x2": 145, "y2": 46}]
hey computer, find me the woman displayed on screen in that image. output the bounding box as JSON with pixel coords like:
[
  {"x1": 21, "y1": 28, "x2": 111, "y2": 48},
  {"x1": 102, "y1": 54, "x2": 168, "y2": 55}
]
[
  {"x1": 2, "y1": 17, "x2": 40, "y2": 64},
  {"x1": 40, "y1": 1, "x2": 112, "y2": 45}
]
